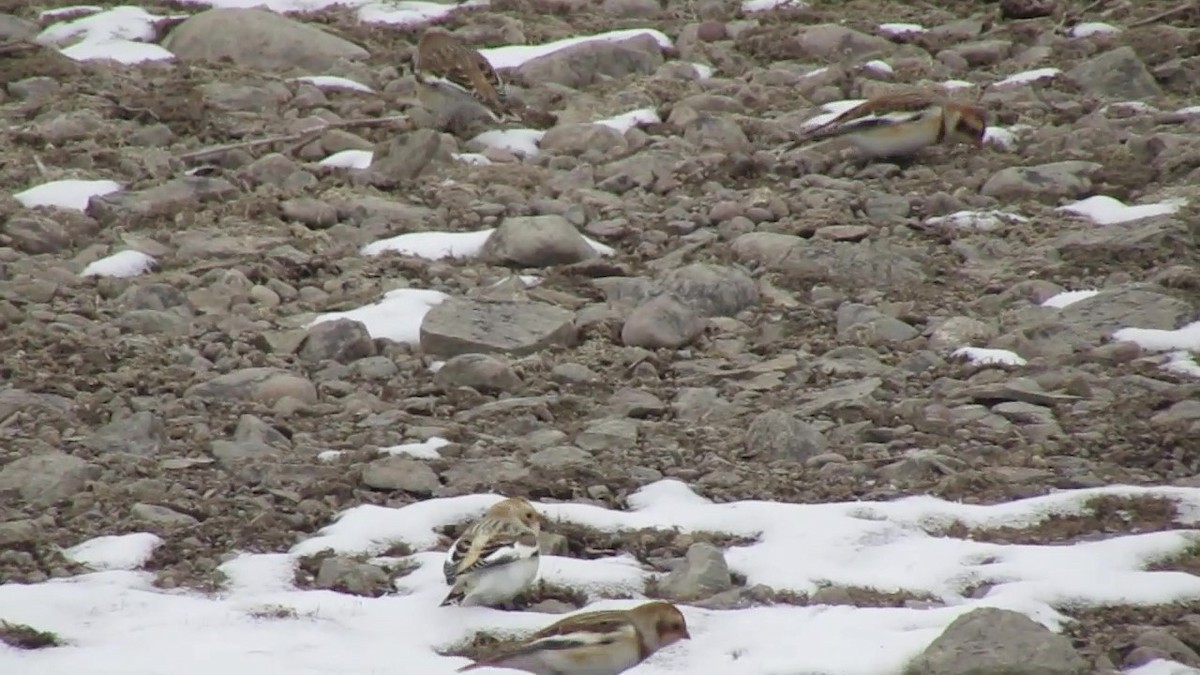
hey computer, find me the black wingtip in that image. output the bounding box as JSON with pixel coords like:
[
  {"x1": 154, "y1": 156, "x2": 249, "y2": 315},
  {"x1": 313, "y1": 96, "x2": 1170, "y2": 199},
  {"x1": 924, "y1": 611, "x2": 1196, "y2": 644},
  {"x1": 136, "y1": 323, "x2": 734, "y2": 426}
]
[{"x1": 440, "y1": 590, "x2": 464, "y2": 607}]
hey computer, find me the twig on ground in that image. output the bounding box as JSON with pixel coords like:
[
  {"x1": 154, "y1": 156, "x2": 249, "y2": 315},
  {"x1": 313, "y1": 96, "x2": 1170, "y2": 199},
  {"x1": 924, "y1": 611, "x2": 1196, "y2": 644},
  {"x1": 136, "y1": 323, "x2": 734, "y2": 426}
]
[
  {"x1": 177, "y1": 115, "x2": 410, "y2": 162},
  {"x1": 1127, "y1": 2, "x2": 1196, "y2": 28}
]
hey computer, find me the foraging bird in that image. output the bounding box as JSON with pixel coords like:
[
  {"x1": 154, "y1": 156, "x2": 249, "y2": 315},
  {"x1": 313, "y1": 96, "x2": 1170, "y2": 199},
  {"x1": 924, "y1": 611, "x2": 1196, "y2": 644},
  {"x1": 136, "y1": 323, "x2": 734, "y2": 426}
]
[
  {"x1": 442, "y1": 496, "x2": 542, "y2": 608},
  {"x1": 783, "y1": 90, "x2": 988, "y2": 159},
  {"x1": 412, "y1": 28, "x2": 513, "y2": 123},
  {"x1": 457, "y1": 601, "x2": 692, "y2": 674}
]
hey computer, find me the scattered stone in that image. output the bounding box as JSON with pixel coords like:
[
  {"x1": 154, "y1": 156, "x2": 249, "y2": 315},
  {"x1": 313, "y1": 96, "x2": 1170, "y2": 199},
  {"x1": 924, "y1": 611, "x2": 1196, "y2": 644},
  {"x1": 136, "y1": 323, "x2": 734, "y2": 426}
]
[
  {"x1": 621, "y1": 294, "x2": 706, "y2": 348},
  {"x1": 362, "y1": 457, "x2": 441, "y2": 495},
  {"x1": 315, "y1": 556, "x2": 392, "y2": 597},
  {"x1": 82, "y1": 411, "x2": 166, "y2": 456},
  {"x1": 420, "y1": 299, "x2": 577, "y2": 357},
  {"x1": 744, "y1": 410, "x2": 827, "y2": 462},
  {"x1": 905, "y1": 608, "x2": 1088, "y2": 675},
  {"x1": 164, "y1": 8, "x2": 369, "y2": 72},
  {"x1": 0, "y1": 452, "x2": 99, "y2": 507},
  {"x1": 299, "y1": 319, "x2": 376, "y2": 364},
  {"x1": 656, "y1": 542, "x2": 733, "y2": 601},
  {"x1": 434, "y1": 353, "x2": 523, "y2": 392},
  {"x1": 481, "y1": 215, "x2": 599, "y2": 267}
]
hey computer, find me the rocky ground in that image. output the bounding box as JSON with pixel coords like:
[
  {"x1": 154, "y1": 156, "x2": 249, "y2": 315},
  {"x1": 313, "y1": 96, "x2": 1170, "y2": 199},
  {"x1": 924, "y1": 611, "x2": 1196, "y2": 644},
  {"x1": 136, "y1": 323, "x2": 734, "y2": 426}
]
[{"x1": 1, "y1": 0, "x2": 1200, "y2": 672}]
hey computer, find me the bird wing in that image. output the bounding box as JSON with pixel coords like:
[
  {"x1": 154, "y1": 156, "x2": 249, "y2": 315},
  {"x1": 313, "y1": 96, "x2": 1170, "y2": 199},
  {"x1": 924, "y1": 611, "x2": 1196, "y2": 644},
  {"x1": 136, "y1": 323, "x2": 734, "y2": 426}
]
[
  {"x1": 459, "y1": 616, "x2": 639, "y2": 673},
  {"x1": 415, "y1": 31, "x2": 505, "y2": 110},
  {"x1": 444, "y1": 521, "x2": 538, "y2": 582}
]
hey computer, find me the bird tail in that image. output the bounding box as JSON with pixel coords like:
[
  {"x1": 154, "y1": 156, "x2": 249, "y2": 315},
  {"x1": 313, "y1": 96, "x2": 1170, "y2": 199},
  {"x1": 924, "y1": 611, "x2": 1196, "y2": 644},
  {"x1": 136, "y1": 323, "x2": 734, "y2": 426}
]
[{"x1": 440, "y1": 587, "x2": 465, "y2": 607}]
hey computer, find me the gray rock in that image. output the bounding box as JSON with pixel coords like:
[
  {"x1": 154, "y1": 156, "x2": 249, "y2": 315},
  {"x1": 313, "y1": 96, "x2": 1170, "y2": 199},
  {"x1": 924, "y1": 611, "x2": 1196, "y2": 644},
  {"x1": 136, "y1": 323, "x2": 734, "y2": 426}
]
[
  {"x1": 621, "y1": 294, "x2": 706, "y2": 348},
  {"x1": 131, "y1": 503, "x2": 199, "y2": 527},
  {"x1": 0, "y1": 14, "x2": 37, "y2": 41},
  {"x1": 575, "y1": 418, "x2": 639, "y2": 452},
  {"x1": 362, "y1": 457, "x2": 440, "y2": 495},
  {"x1": 87, "y1": 177, "x2": 238, "y2": 225},
  {"x1": 0, "y1": 451, "x2": 99, "y2": 507},
  {"x1": 281, "y1": 197, "x2": 339, "y2": 229},
  {"x1": 211, "y1": 439, "x2": 280, "y2": 463},
  {"x1": 980, "y1": 161, "x2": 1101, "y2": 202},
  {"x1": 905, "y1": 607, "x2": 1088, "y2": 675},
  {"x1": 796, "y1": 24, "x2": 892, "y2": 60},
  {"x1": 235, "y1": 414, "x2": 291, "y2": 447},
  {"x1": 299, "y1": 318, "x2": 376, "y2": 364},
  {"x1": 516, "y1": 33, "x2": 664, "y2": 89},
  {"x1": 671, "y1": 387, "x2": 745, "y2": 422},
  {"x1": 351, "y1": 356, "x2": 400, "y2": 381},
  {"x1": 83, "y1": 411, "x2": 166, "y2": 456},
  {"x1": 836, "y1": 303, "x2": 919, "y2": 345},
  {"x1": 116, "y1": 310, "x2": 188, "y2": 335},
  {"x1": 441, "y1": 459, "x2": 532, "y2": 492},
  {"x1": 0, "y1": 519, "x2": 40, "y2": 547},
  {"x1": 527, "y1": 445, "x2": 595, "y2": 470},
  {"x1": 481, "y1": 215, "x2": 599, "y2": 267},
  {"x1": 315, "y1": 556, "x2": 391, "y2": 597},
  {"x1": 1067, "y1": 46, "x2": 1162, "y2": 101},
  {"x1": 434, "y1": 353, "x2": 523, "y2": 393},
  {"x1": 420, "y1": 299, "x2": 577, "y2": 357},
  {"x1": 744, "y1": 410, "x2": 827, "y2": 461},
  {"x1": 371, "y1": 129, "x2": 453, "y2": 181},
  {"x1": 1052, "y1": 218, "x2": 1190, "y2": 271},
  {"x1": 1124, "y1": 627, "x2": 1200, "y2": 668},
  {"x1": 551, "y1": 362, "x2": 599, "y2": 383},
  {"x1": 540, "y1": 124, "x2": 628, "y2": 156},
  {"x1": 164, "y1": 8, "x2": 368, "y2": 72},
  {"x1": 929, "y1": 316, "x2": 997, "y2": 350},
  {"x1": 680, "y1": 113, "x2": 752, "y2": 153},
  {"x1": 661, "y1": 263, "x2": 759, "y2": 317},
  {"x1": 797, "y1": 377, "x2": 883, "y2": 416},
  {"x1": 186, "y1": 367, "x2": 319, "y2": 406},
  {"x1": 3, "y1": 216, "x2": 86, "y2": 254},
  {"x1": 657, "y1": 542, "x2": 733, "y2": 601}
]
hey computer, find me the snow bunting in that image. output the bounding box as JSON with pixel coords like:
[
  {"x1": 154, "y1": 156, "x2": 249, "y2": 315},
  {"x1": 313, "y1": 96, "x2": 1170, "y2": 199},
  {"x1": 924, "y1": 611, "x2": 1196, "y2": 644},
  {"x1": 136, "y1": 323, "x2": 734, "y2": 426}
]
[
  {"x1": 784, "y1": 91, "x2": 988, "y2": 159},
  {"x1": 413, "y1": 28, "x2": 512, "y2": 123},
  {"x1": 442, "y1": 496, "x2": 542, "y2": 608},
  {"x1": 457, "y1": 601, "x2": 691, "y2": 674}
]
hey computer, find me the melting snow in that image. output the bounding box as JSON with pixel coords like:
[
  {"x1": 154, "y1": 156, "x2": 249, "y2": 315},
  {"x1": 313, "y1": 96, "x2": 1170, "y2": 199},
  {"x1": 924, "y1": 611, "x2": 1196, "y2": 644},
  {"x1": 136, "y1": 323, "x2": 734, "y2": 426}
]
[
  {"x1": 9, "y1": 483, "x2": 1200, "y2": 674},
  {"x1": 81, "y1": 250, "x2": 157, "y2": 278},
  {"x1": 923, "y1": 210, "x2": 1028, "y2": 231},
  {"x1": 595, "y1": 108, "x2": 661, "y2": 133},
  {"x1": 37, "y1": 5, "x2": 177, "y2": 63},
  {"x1": 877, "y1": 23, "x2": 926, "y2": 38},
  {"x1": 1112, "y1": 321, "x2": 1200, "y2": 353},
  {"x1": 291, "y1": 75, "x2": 375, "y2": 93},
  {"x1": 361, "y1": 228, "x2": 615, "y2": 260},
  {"x1": 64, "y1": 533, "x2": 164, "y2": 571},
  {"x1": 691, "y1": 63, "x2": 715, "y2": 79},
  {"x1": 995, "y1": 67, "x2": 1062, "y2": 87},
  {"x1": 480, "y1": 29, "x2": 672, "y2": 70},
  {"x1": 309, "y1": 288, "x2": 450, "y2": 344},
  {"x1": 953, "y1": 347, "x2": 1028, "y2": 367},
  {"x1": 1069, "y1": 22, "x2": 1121, "y2": 38},
  {"x1": 13, "y1": 179, "x2": 122, "y2": 211},
  {"x1": 1058, "y1": 195, "x2": 1186, "y2": 225},
  {"x1": 318, "y1": 150, "x2": 374, "y2": 169},
  {"x1": 862, "y1": 60, "x2": 893, "y2": 75},
  {"x1": 470, "y1": 128, "x2": 546, "y2": 157},
  {"x1": 1041, "y1": 290, "x2": 1100, "y2": 309},
  {"x1": 381, "y1": 437, "x2": 453, "y2": 459},
  {"x1": 741, "y1": 0, "x2": 807, "y2": 12}
]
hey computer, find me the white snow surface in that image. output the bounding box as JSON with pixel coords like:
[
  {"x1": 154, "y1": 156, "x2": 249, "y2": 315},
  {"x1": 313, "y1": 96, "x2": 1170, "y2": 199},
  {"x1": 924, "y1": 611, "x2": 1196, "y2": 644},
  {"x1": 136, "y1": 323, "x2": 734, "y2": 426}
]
[
  {"x1": 308, "y1": 288, "x2": 450, "y2": 344},
  {"x1": 6, "y1": 482, "x2": 1200, "y2": 674},
  {"x1": 13, "y1": 179, "x2": 123, "y2": 211},
  {"x1": 81, "y1": 250, "x2": 157, "y2": 278},
  {"x1": 361, "y1": 228, "x2": 615, "y2": 260},
  {"x1": 1058, "y1": 196, "x2": 1186, "y2": 225},
  {"x1": 953, "y1": 347, "x2": 1028, "y2": 367}
]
